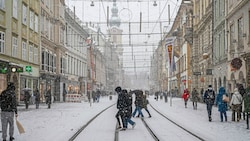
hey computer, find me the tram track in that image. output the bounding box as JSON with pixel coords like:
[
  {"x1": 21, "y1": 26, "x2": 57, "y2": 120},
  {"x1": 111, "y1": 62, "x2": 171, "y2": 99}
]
[
  {"x1": 68, "y1": 103, "x2": 115, "y2": 141},
  {"x1": 146, "y1": 104, "x2": 206, "y2": 141}
]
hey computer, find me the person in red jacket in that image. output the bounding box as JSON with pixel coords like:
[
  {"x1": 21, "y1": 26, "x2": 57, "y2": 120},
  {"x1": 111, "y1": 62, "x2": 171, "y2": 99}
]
[{"x1": 182, "y1": 89, "x2": 190, "y2": 108}]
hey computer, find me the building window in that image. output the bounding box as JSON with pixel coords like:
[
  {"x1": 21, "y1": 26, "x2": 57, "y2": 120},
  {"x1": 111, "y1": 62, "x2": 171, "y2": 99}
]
[
  {"x1": 12, "y1": 36, "x2": 17, "y2": 57},
  {"x1": 230, "y1": 24, "x2": 234, "y2": 50},
  {"x1": 34, "y1": 47, "x2": 38, "y2": 64},
  {"x1": 0, "y1": 32, "x2": 5, "y2": 53},
  {"x1": 41, "y1": 48, "x2": 46, "y2": 70},
  {"x1": 50, "y1": 22, "x2": 54, "y2": 41},
  {"x1": 30, "y1": 10, "x2": 34, "y2": 30},
  {"x1": 238, "y1": 17, "x2": 243, "y2": 49},
  {"x1": 29, "y1": 45, "x2": 33, "y2": 62},
  {"x1": 22, "y1": 4, "x2": 27, "y2": 25},
  {"x1": 13, "y1": 0, "x2": 18, "y2": 19},
  {"x1": 60, "y1": 27, "x2": 64, "y2": 44},
  {"x1": 0, "y1": 0, "x2": 5, "y2": 10},
  {"x1": 53, "y1": 54, "x2": 56, "y2": 72},
  {"x1": 22, "y1": 41, "x2": 27, "y2": 60},
  {"x1": 34, "y1": 15, "x2": 38, "y2": 33}
]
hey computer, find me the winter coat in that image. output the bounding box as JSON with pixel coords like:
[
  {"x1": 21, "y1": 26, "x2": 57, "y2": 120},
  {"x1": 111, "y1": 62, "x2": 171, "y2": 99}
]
[
  {"x1": 24, "y1": 91, "x2": 31, "y2": 103},
  {"x1": 216, "y1": 87, "x2": 228, "y2": 112},
  {"x1": 230, "y1": 88, "x2": 243, "y2": 107},
  {"x1": 243, "y1": 87, "x2": 250, "y2": 112},
  {"x1": 0, "y1": 86, "x2": 17, "y2": 114},
  {"x1": 124, "y1": 92, "x2": 133, "y2": 118},
  {"x1": 117, "y1": 91, "x2": 127, "y2": 111},
  {"x1": 142, "y1": 95, "x2": 149, "y2": 108},
  {"x1": 45, "y1": 89, "x2": 52, "y2": 104},
  {"x1": 135, "y1": 92, "x2": 144, "y2": 108},
  {"x1": 34, "y1": 90, "x2": 40, "y2": 103},
  {"x1": 191, "y1": 89, "x2": 199, "y2": 102},
  {"x1": 203, "y1": 88, "x2": 215, "y2": 104},
  {"x1": 182, "y1": 89, "x2": 190, "y2": 101}
]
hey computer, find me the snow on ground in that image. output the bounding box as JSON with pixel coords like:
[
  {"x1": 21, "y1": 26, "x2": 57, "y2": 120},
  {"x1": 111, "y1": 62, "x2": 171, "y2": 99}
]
[{"x1": 0, "y1": 95, "x2": 249, "y2": 141}]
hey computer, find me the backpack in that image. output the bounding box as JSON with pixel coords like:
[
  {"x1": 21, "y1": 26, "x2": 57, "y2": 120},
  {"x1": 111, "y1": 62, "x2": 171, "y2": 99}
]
[
  {"x1": 208, "y1": 91, "x2": 214, "y2": 99},
  {"x1": 204, "y1": 90, "x2": 214, "y2": 104}
]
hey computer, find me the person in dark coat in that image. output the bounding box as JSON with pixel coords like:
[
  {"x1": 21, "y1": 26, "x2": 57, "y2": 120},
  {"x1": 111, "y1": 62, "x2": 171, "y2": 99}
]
[
  {"x1": 45, "y1": 88, "x2": 52, "y2": 109},
  {"x1": 24, "y1": 90, "x2": 31, "y2": 109},
  {"x1": 216, "y1": 87, "x2": 228, "y2": 122},
  {"x1": 243, "y1": 86, "x2": 250, "y2": 129},
  {"x1": 115, "y1": 86, "x2": 126, "y2": 130},
  {"x1": 140, "y1": 94, "x2": 151, "y2": 118},
  {"x1": 34, "y1": 88, "x2": 40, "y2": 109},
  {"x1": 123, "y1": 89, "x2": 136, "y2": 129},
  {"x1": 237, "y1": 83, "x2": 246, "y2": 120},
  {"x1": 132, "y1": 90, "x2": 144, "y2": 118},
  {"x1": 203, "y1": 85, "x2": 215, "y2": 122},
  {"x1": 0, "y1": 82, "x2": 18, "y2": 141}
]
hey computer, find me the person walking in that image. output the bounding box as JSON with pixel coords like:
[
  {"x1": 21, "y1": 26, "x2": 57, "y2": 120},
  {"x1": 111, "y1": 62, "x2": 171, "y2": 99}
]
[
  {"x1": 243, "y1": 86, "x2": 250, "y2": 129},
  {"x1": 191, "y1": 88, "x2": 199, "y2": 110},
  {"x1": 115, "y1": 86, "x2": 126, "y2": 130},
  {"x1": 216, "y1": 87, "x2": 228, "y2": 122},
  {"x1": 24, "y1": 90, "x2": 31, "y2": 109},
  {"x1": 132, "y1": 90, "x2": 144, "y2": 118},
  {"x1": 182, "y1": 89, "x2": 190, "y2": 108},
  {"x1": 0, "y1": 82, "x2": 18, "y2": 141},
  {"x1": 34, "y1": 88, "x2": 40, "y2": 109},
  {"x1": 123, "y1": 89, "x2": 136, "y2": 130},
  {"x1": 139, "y1": 94, "x2": 152, "y2": 118},
  {"x1": 45, "y1": 88, "x2": 52, "y2": 109},
  {"x1": 203, "y1": 85, "x2": 215, "y2": 122},
  {"x1": 230, "y1": 88, "x2": 243, "y2": 122}
]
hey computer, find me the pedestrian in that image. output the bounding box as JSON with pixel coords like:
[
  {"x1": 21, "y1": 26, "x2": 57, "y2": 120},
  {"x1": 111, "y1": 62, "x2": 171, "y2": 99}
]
[
  {"x1": 243, "y1": 86, "x2": 250, "y2": 129},
  {"x1": 115, "y1": 86, "x2": 126, "y2": 130},
  {"x1": 132, "y1": 90, "x2": 144, "y2": 118},
  {"x1": 140, "y1": 94, "x2": 151, "y2": 118},
  {"x1": 191, "y1": 88, "x2": 199, "y2": 110},
  {"x1": 229, "y1": 88, "x2": 243, "y2": 122},
  {"x1": 0, "y1": 82, "x2": 18, "y2": 141},
  {"x1": 24, "y1": 90, "x2": 31, "y2": 109},
  {"x1": 203, "y1": 85, "x2": 215, "y2": 122},
  {"x1": 182, "y1": 89, "x2": 190, "y2": 108},
  {"x1": 34, "y1": 88, "x2": 40, "y2": 109},
  {"x1": 215, "y1": 87, "x2": 228, "y2": 122},
  {"x1": 154, "y1": 91, "x2": 159, "y2": 101},
  {"x1": 45, "y1": 88, "x2": 52, "y2": 109},
  {"x1": 63, "y1": 88, "x2": 67, "y2": 102},
  {"x1": 123, "y1": 89, "x2": 136, "y2": 130},
  {"x1": 237, "y1": 83, "x2": 246, "y2": 120},
  {"x1": 163, "y1": 91, "x2": 168, "y2": 103},
  {"x1": 200, "y1": 87, "x2": 204, "y2": 102}
]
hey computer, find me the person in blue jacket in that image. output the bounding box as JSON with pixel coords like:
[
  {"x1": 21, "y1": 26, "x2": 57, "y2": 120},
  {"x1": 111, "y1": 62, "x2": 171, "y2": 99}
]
[{"x1": 216, "y1": 87, "x2": 228, "y2": 122}]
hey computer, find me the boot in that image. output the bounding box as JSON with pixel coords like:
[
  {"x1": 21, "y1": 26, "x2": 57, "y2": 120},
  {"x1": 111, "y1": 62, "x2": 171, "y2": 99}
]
[{"x1": 10, "y1": 137, "x2": 15, "y2": 141}]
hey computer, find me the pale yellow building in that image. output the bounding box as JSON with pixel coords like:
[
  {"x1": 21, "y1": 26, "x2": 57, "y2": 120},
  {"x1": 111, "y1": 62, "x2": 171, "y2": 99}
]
[{"x1": 0, "y1": 0, "x2": 40, "y2": 103}]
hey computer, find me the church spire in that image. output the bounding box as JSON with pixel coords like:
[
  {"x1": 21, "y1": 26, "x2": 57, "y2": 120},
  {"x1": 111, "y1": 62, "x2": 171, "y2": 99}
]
[{"x1": 110, "y1": 0, "x2": 121, "y2": 27}]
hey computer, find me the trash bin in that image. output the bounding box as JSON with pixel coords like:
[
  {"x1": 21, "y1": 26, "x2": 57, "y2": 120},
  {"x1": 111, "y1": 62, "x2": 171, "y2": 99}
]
[{"x1": 109, "y1": 95, "x2": 112, "y2": 100}]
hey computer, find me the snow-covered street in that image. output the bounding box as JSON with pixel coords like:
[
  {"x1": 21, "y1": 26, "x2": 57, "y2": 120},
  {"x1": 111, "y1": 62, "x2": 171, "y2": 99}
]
[{"x1": 2, "y1": 95, "x2": 250, "y2": 141}]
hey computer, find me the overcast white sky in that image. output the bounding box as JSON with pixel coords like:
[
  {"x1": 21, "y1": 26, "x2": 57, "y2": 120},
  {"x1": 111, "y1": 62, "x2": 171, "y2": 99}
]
[{"x1": 65, "y1": 0, "x2": 181, "y2": 74}]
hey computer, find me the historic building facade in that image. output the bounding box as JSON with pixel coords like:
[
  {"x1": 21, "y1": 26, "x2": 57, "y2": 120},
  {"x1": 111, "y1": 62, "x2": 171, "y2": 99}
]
[{"x1": 0, "y1": 0, "x2": 40, "y2": 103}]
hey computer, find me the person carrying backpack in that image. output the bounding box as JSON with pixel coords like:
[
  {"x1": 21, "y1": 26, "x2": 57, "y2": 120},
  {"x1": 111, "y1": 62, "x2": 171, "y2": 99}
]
[{"x1": 203, "y1": 85, "x2": 215, "y2": 122}]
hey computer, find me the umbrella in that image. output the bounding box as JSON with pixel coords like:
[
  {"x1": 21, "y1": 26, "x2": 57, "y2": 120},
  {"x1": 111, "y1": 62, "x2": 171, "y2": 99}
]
[{"x1": 21, "y1": 88, "x2": 32, "y2": 91}]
